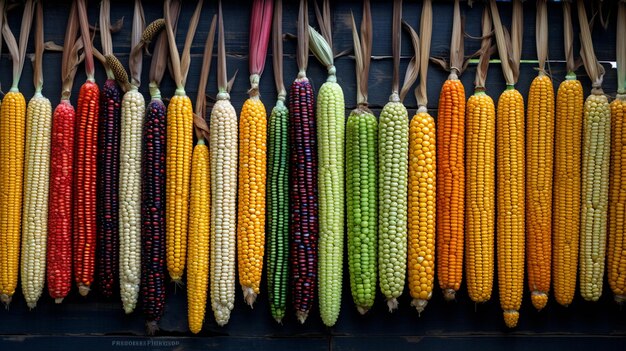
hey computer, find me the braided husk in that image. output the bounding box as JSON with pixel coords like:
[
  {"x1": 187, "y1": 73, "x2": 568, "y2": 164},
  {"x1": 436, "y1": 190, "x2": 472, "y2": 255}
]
[
  {"x1": 399, "y1": 20, "x2": 419, "y2": 102},
  {"x1": 350, "y1": 0, "x2": 372, "y2": 108},
  {"x1": 577, "y1": 0, "x2": 605, "y2": 92},
  {"x1": 128, "y1": 0, "x2": 145, "y2": 88},
  {"x1": 474, "y1": 4, "x2": 493, "y2": 89},
  {"x1": 415, "y1": 0, "x2": 432, "y2": 108},
  {"x1": 194, "y1": 15, "x2": 217, "y2": 142},
  {"x1": 272, "y1": 0, "x2": 286, "y2": 100},
  {"x1": 2, "y1": 0, "x2": 35, "y2": 91}
]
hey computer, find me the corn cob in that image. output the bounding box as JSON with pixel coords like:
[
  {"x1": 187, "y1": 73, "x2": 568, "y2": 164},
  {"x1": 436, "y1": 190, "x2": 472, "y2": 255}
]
[
  {"x1": 238, "y1": 0, "x2": 272, "y2": 307},
  {"x1": 47, "y1": 1, "x2": 81, "y2": 303},
  {"x1": 377, "y1": 0, "x2": 410, "y2": 313},
  {"x1": 210, "y1": 2, "x2": 238, "y2": 326},
  {"x1": 289, "y1": 0, "x2": 319, "y2": 324},
  {"x1": 21, "y1": 1, "x2": 52, "y2": 309},
  {"x1": 267, "y1": 0, "x2": 289, "y2": 324},
  {"x1": 164, "y1": 0, "x2": 202, "y2": 283},
  {"x1": 96, "y1": 78, "x2": 122, "y2": 298},
  {"x1": 435, "y1": 0, "x2": 465, "y2": 302},
  {"x1": 141, "y1": 5, "x2": 176, "y2": 334},
  {"x1": 465, "y1": 5, "x2": 495, "y2": 304},
  {"x1": 74, "y1": 0, "x2": 101, "y2": 296},
  {"x1": 0, "y1": 0, "x2": 34, "y2": 306},
  {"x1": 95, "y1": 0, "x2": 122, "y2": 299},
  {"x1": 491, "y1": 0, "x2": 525, "y2": 328},
  {"x1": 346, "y1": 0, "x2": 377, "y2": 316},
  {"x1": 608, "y1": 0, "x2": 626, "y2": 304},
  {"x1": 309, "y1": 0, "x2": 345, "y2": 325},
  {"x1": 525, "y1": 0, "x2": 554, "y2": 311},
  {"x1": 187, "y1": 13, "x2": 215, "y2": 334},
  {"x1": 406, "y1": 1, "x2": 436, "y2": 315},
  {"x1": 553, "y1": 1, "x2": 583, "y2": 307},
  {"x1": 187, "y1": 141, "x2": 210, "y2": 333},
  {"x1": 577, "y1": 0, "x2": 611, "y2": 302}
]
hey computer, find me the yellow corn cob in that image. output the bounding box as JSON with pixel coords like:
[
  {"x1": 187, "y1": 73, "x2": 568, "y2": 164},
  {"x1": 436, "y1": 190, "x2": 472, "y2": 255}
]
[
  {"x1": 579, "y1": 91, "x2": 611, "y2": 302},
  {"x1": 408, "y1": 107, "x2": 436, "y2": 315},
  {"x1": 525, "y1": 73, "x2": 554, "y2": 310},
  {"x1": 210, "y1": 96, "x2": 238, "y2": 326},
  {"x1": 465, "y1": 90, "x2": 495, "y2": 303},
  {"x1": 496, "y1": 87, "x2": 525, "y2": 328},
  {"x1": 119, "y1": 88, "x2": 145, "y2": 313},
  {"x1": 21, "y1": 92, "x2": 52, "y2": 309},
  {"x1": 0, "y1": 90, "x2": 27, "y2": 305},
  {"x1": 166, "y1": 93, "x2": 193, "y2": 282},
  {"x1": 609, "y1": 95, "x2": 626, "y2": 303},
  {"x1": 552, "y1": 74, "x2": 583, "y2": 306},
  {"x1": 187, "y1": 141, "x2": 210, "y2": 333},
  {"x1": 237, "y1": 96, "x2": 267, "y2": 306}
]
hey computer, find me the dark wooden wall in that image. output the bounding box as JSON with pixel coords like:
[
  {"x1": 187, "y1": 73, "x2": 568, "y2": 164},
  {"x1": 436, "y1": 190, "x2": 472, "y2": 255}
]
[{"x1": 0, "y1": 1, "x2": 625, "y2": 350}]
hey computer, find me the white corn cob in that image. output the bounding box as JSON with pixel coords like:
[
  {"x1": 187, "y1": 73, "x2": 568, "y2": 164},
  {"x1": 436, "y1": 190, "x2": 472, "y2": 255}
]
[
  {"x1": 119, "y1": 87, "x2": 145, "y2": 313},
  {"x1": 210, "y1": 95, "x2": 238, "y2": 326},
  {"x1": 21, "y1": 92, "x2": 52, "y2": 309}
]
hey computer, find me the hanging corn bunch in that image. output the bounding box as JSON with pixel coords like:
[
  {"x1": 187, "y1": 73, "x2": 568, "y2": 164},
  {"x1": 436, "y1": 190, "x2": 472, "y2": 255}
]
[
  {"x1": 308, "y1": 0, "x2": 345, "y2": 325},
  {"x1": 95, "y1": 0, "x2": 122, "y2": 298},
  {"x1": 465, "y1": 5, "x2": 495, "y2": 304},
  {"x1": 432, "y1": 0, "x2": 467, "y2": 302},
  {"x1": 74, "y1": 0, "x2": 101, "y2": 296},
  {"x1": 266, "y1": 0, "x2": 290, "y2": 324},
  {"x1": 289, "y1": 0, "x2": 319, "y2": 324},
  {"x1": 47, "y1": 1, "x2": 82, "y2": 304},
  {"x1": 378, "y1": 0, "x2": 416, "y2": 313},
  {"x1": 104, "y1": 0, "x2": 147, "y2": 314},
  {"x1": 525, "y1": 0, "x2": 554, "y2": 311},
  {"x1": 552, "y1": 0, "x2": 584, "y2": 307},
  {"x1": 210, "y1": 1, "x2": 238, "y2": 326},
  {"x1": 238, "y1": 0, "x2": 273, "y2": 307},
  {"x1": 407, "y1": 0, "x2": 436, "y2": 316},
  {"x1": 577, "y1": 0, "x2": 611, "y2": 302},
  {"x1": 21, "y1": 0, "x2": 51, "y2": 309},
  {"x1": 608, "y1": 0, "x2": 626, "y2": 304},
  {"x1": 0, "y1": 0, "x2": 35, "y2": 306},
  {"x1": 187, "y1": 14, "x2": 215, "y2": 334},
  {"x1": 490, "y1": 0, "x2": 525, "y2": 328},
  {"x1": 347, "y1": 0, "x2": 377, "y2": 316},
  {"x1": 163, "y1": 0, "x2": 202, "y2": 283},
  {"x1": 141, "y1": 2, "x2": 176, "y2": 334}
]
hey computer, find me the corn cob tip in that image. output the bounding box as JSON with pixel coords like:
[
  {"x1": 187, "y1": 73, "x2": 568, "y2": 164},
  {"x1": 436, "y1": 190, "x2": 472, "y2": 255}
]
[
  {"x1": 531, "y1": 291, "x2": 548, "y2": 311},
  {"x1": 146, "y1": 321, "x2": 160, "y2": 335},
  {"x1": 503, "y1": 310, "x2": 519, "y2": 328},
  {"x1": 243, "y1": 287, "x2": 257, "y2": 308},
  {"x1": 27, "y1": 302, "x2": 37, "y2": 310},
  {"x1": 296, "y1": 310, "x2": 309, "y2": 324},
  {"x1": 274, "y1": 317, "x2": 283, "y2": 325},
  {"x1": 443, "y1": 289, "x2": 457, "y2": 302},
  {"x1": 124, "y1": 306, "x2": 135, "y2": 315},
  {"x1": 386, "y1": 298, "x2": 399, "y2": 313},
  {"x1": 55, "y1": 298, "x2": 64, "y2": 304},
  {"x1": 356, "y1": 306, "x2": 370, "y2": 315},
  {"x1": 411, "y1": 299, "x2": 428, "y2": 316},
  {"x1": 78, "y1": 284, "x2": 91, "y2": 297},
  {"x1": 615, "y1": 295, "x2": 626, "y2": 305},
  {"x1": 0, "y1": 294, "x2": 12, "y2": 308}
]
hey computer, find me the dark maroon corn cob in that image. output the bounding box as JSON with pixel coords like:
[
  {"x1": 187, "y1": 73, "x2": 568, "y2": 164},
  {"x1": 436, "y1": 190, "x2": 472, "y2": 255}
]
[
  {"x1": 288, "y1": 77, "x2": 318, "y2": 323},
  {"x1": 96, "y1": 79, "x2": 122, "y2": 298},
  {"x1": 141, "y1": 98, "x2": 167, "y2": 334}
]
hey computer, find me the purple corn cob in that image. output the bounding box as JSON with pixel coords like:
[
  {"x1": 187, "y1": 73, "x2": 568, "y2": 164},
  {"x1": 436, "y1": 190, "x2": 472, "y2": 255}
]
[
  {"x1": 141, "y1": 98, "x2": 167, "y2": 334},
  {"x1": 96, "y1": 78, "x2": 122, "y2": 298},
  {"x1": 288, "y1": 77, "x2": 318, "y2": 324}
]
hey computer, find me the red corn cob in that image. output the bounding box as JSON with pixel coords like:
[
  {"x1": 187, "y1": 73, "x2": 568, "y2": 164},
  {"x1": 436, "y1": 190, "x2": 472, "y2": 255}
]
[
  {"x1": 74, "y1": 79, "x2": 100, "y2": 296},
  {"x1": 288, "y1": 77, "x2": 318, "y2": 323},
  {"x1": 47, "y1": 100, "x2": 76, "y2": 303},
  {"x1": 141, "y1": 97, "x2": 167, "y2": 333},
  {"x1": 96, "y1": 78, "x2": 122, "y2": 298}
]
